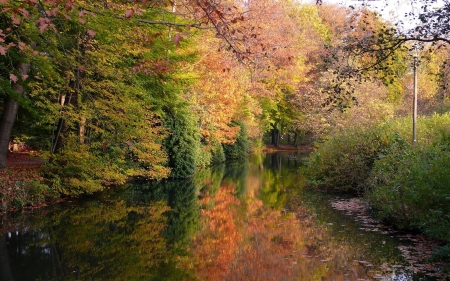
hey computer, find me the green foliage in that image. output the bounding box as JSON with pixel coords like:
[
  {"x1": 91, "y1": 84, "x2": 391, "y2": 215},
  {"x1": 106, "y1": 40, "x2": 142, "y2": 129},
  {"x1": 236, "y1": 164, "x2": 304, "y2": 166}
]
[
  {"x1": 431, "y1": 244, "x2": 450, "y2": 279},
  {"x1": 129, "y1": 179, "x2": 200, "y2": 252},
  {"x1": 195, "y1": 144, "x2": 212, "y2": 168},
  {"x1": 307, "y1": 113, "x2": 450, "y2": 266},
  {"x1": 376, "y1": 47, "x2": 409, "y2": 104},
  {"x1": 1, "y1": 3, "x2": 195, "y2": 196},
  {"x1": 163, "y1": 108, "x2": 200, "y2": 179},
  {"x1": 366, "y1": 117, "x2": 450, "y2": 242},
  {"x1": 223, "y1": 122, "x2": 249, "y2": 161},
  {"x1": 43, "y1": 141, "x2": 125, "y2": 195},
  {"x1": 305, "y1": 123, "x2": 403, "y2": 193},
  {"x1": 210, "y1": 142, "x2": 226, "y2": 164},
  {"x1": 306, "y1": 114, "x2": 450, "y2": 193}
]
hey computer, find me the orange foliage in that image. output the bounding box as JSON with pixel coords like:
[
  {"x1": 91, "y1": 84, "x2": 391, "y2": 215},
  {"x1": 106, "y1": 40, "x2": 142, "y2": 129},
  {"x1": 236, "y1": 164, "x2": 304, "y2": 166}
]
[
  {"x1": 187, "y1": 185, "x2": 242, "y2": 279},
  {"x1": 182, "y1": 178, "x2": 388, "y2": 280},
  {"x1": 189, "y1": 36, "x2": 246, "y2": 144}
]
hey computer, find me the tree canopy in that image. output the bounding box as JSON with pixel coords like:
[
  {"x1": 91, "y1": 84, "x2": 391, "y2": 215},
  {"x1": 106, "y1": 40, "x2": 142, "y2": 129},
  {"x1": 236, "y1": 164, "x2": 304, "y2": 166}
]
[{"x1": 1, "y1": 0, "x2": 450, "y2": 196}]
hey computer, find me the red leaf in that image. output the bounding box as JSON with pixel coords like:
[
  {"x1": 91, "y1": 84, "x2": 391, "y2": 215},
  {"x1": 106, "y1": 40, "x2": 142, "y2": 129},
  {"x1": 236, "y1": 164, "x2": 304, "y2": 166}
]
[
  {"x1": 18, "y1": 41, "x2": 26, "y2": 50},
  {"x1": 125, "y1": 9, "x2": 134, "y2": 19},
  {"x1": 48, "y1": 8, "x2": 59, "y2": 17},
  {"x1": 39, "y1": 24, "x2": 48, "y2": 33},
  {"x1": 134, "y1": 5, "x2": 143, "y2": 15},
  {"x1": 87, "y1": 29, "x2": 96, "y2": 37},
  {"x1": 9, "y1": 74, "x2": 18, "y2": 83},
  {"x1": 0, "y1": 46, "x2": 7, "y2": 55},
  {"x1": 36, "y1": 17, "x2": 50, "y2": 33},
  {"x1": 173, "y1": 33, "x2": 181, "y2": 46},
  {"x1": 18, "y1": 8, "x2": 30, "y2": 19},
  {"x1": 11, "y1": 15, "x2": 21, "y2": 25},
  {"x1": 78, "y1": 17, "x2": 86, "y2": 24}
]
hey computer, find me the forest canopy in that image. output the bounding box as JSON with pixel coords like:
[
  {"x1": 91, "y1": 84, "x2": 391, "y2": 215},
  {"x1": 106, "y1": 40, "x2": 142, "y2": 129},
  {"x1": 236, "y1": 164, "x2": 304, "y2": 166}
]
[{"x1": 0, "y1": 0, "x2": 449, "y2": 197}]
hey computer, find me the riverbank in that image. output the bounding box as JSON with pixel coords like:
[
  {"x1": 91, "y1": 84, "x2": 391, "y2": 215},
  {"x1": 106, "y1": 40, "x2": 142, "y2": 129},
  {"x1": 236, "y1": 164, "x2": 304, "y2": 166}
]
[
  {"x1": 264, "y1": 144, "x2": 314, "y2": 153},
  {"x1": 304, "y1": 115, "x2": 450, "y2": 279},
  {"x1": 0, "y1": 151, "x2": 59, "y2": 214}
]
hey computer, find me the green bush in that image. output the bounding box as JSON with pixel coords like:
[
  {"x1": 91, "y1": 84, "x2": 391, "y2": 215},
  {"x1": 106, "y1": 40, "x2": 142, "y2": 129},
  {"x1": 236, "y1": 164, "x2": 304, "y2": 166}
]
[
  {"x1": 305, "y1": 122, "x2": 405, "y2": 193},
  {"x1": 223, "y1": 122, "x2": 248, "y2": 161},
  {"x1": 210, "y1": 143, "x2": 226, "y2": 164},
  {"x1": 163, "y1": 109, "x2": 200, "y2": 179},
  {"x1": 195, "y1": 144, "x2": 212, "y2": 168},
  {"x1": 363, "y1": 114, "x2": 450, "y2": 242},
  {"x1": 366, "y1": 143, "x2": 450, "y2": 241}
]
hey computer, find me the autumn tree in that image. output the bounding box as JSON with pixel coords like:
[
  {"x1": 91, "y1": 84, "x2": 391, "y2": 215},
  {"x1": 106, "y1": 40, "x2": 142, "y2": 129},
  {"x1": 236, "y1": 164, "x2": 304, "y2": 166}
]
[{"x1": 0, "y1": 0, "x2": 250, "y2": 171}]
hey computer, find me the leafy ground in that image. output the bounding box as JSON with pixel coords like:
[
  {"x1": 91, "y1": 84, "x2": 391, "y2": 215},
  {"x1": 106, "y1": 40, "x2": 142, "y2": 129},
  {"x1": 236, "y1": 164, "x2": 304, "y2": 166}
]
[{"x1": 0, "y1": 151, "x2": 56, "y2": 214}]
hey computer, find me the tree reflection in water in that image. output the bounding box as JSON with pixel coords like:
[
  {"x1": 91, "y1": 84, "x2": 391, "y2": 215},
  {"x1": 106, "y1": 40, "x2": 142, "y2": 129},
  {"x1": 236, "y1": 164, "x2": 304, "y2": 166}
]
[
  {"x1": 183, "y1": 153, "x2": 428, "y2": 281},
  {"x1": 0, "y1": 153, "x2": 435, "y2": 280}
]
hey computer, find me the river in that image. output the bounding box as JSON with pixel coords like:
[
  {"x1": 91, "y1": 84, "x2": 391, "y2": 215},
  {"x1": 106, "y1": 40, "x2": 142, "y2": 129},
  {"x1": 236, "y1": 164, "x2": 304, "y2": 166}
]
[{"x1": 0, "y1": 152, "x2": 440, "y2": 280}]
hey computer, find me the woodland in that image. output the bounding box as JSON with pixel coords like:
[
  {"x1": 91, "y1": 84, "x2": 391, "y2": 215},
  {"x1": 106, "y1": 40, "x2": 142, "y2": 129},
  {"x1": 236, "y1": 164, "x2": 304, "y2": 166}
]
[{"x1": 1, "y1": 0, "x2": 450, "y2": 274}]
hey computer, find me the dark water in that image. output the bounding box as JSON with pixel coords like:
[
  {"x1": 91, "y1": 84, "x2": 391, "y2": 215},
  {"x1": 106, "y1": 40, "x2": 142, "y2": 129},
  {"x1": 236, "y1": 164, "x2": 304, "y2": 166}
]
[{"x1": 0, "y1": 153, "x2": 439, "y2": 280}]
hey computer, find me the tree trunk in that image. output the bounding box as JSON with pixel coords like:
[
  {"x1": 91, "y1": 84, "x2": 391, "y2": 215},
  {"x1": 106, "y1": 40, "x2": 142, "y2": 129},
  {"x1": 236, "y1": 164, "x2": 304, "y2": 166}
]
[
  {"x1": 271, "y1": 129, "x2": 277, "y2": 145},
  {"x1": 79, "y1": 117, "x2": 86, "y2": 144},
  {"x1": 0, "y1": 62, "x2": 30, "y2": 168},
  {"x1": 293, "y1": 132, "x2": 298, "y2": 147},
  {"x1": 272, "y1": 129, "x2": 279, "y2": 146}
]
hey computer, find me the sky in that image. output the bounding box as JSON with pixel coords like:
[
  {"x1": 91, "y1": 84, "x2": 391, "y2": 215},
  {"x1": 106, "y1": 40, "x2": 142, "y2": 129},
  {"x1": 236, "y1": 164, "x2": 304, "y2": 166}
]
[{"x1": 319, "y1": 0, "x2": 446, "y2": 31}]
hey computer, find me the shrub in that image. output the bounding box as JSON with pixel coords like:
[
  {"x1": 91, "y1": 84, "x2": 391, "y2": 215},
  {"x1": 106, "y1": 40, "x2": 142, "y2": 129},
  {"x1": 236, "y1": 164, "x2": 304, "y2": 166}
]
[
  {"x1": 210, "y1": 143, "x2": 226, "y2": 164},
  {"x1": 362, "y1": 114, "x2": 450, "y2": 242},
  {"x1": 163, "y1": 109, "x2": 200, "y2": 179},
  {"x1": 195, "y1": 144, "x2": 212, "y2": 168},
  {"x1": 223, "y1": 122, "x2": 248, "y2": 161},
  {"x1": 304, "y1": 122, "x2": 404, "y2": 193},
  {"x1": 366, "y1": 143, "x2": 450, "y2": 241}
]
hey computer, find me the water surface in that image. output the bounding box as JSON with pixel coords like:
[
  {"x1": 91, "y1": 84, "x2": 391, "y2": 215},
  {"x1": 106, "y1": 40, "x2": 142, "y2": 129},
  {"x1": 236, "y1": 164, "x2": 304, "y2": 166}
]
[{"x1": 0, "y1": 152, "x2": 438, "y2": 280}]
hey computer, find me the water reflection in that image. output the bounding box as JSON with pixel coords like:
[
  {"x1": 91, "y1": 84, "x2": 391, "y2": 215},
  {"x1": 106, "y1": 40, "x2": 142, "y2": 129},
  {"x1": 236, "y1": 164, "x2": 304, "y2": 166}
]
[{"x1": 0, "y1": 153, "x2": 438, "y2": 280}]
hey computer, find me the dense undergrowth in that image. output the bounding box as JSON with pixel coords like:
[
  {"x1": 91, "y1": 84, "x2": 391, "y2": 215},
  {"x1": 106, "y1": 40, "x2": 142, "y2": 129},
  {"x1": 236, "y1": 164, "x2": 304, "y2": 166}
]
[
  {"x1": 305, "y1": 113, "x2": 450, "y2": 270},
  {"x1": 0, "y1": 124, "x2": 249, "y2": 214}
]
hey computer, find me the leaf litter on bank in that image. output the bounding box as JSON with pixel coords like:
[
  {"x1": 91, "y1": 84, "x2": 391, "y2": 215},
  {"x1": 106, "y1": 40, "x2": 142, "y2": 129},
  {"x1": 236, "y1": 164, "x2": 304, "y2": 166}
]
[{"x1": 331, "y1": 197, "x2": 446, "y2": 279}]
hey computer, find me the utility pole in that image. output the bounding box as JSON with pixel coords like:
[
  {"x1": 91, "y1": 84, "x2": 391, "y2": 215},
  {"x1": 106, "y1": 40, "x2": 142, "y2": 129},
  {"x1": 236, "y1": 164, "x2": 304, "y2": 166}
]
[{"x1": 413, "y1": 54, "x2": 418, "y2": 145}]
